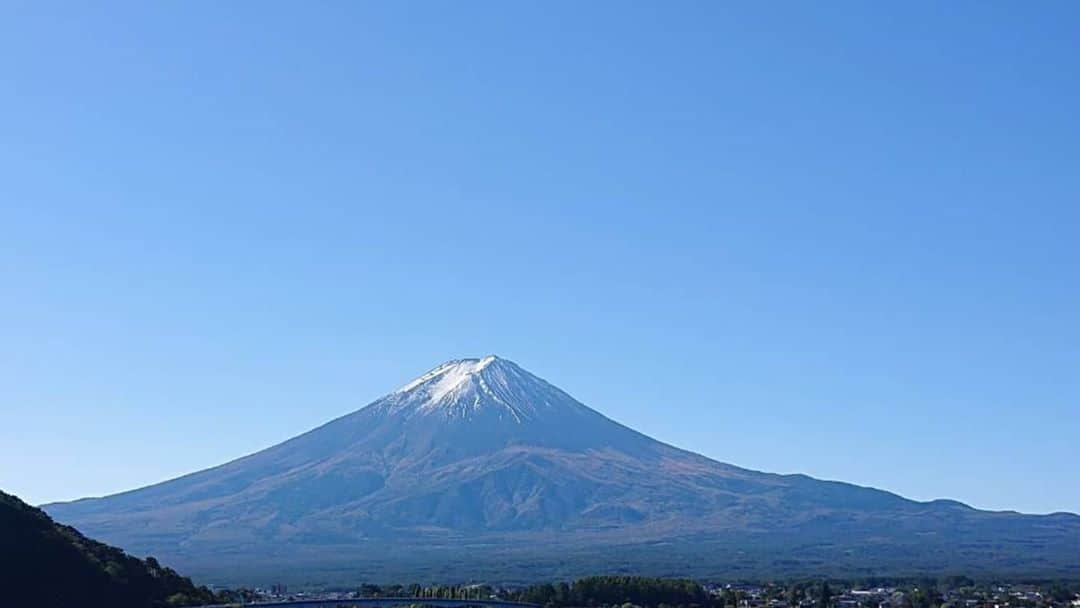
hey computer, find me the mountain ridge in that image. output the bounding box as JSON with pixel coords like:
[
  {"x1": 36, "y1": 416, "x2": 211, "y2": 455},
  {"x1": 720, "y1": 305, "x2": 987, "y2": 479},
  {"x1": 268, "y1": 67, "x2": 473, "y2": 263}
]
[{"x1": 44, "y1": 356, "x2": 1080, "y2": 584}]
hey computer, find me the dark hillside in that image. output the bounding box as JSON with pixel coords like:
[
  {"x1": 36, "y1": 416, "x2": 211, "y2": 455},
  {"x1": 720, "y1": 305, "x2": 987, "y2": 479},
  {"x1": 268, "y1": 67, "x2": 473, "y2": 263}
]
[{"x1": 1, "y1": 489, "x2": 217, "y2": 607}]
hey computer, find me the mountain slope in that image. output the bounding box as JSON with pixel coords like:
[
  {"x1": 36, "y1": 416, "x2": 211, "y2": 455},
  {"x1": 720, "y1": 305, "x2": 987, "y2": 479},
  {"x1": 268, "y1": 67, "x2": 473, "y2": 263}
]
[
  {"x1": 45, "y1": 356, "x2": 1080, "y2": 583},
  {"x1": 1, "y1": 489, "x2": 217, "y2": 607}
]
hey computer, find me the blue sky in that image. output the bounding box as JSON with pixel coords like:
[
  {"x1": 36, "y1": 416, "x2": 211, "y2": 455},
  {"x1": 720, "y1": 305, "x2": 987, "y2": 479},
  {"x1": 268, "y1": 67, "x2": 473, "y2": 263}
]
[{"x1": 2, "y1": 2, "x2": 1077, "y2": 513}]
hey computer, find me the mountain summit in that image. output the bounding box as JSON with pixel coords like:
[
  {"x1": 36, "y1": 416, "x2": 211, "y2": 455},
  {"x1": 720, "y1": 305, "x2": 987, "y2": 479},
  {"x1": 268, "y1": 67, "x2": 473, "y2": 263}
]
[
  {"x1": 46, "y1": 357, "x2": 1080, "y2": 584},
  {"x1": 383, "y1": 355, "x2": 590, "y2": 422}
]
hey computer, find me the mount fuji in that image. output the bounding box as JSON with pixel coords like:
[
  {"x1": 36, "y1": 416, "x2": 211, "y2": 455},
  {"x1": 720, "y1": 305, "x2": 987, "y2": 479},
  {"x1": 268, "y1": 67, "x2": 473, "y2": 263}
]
[{"x1": 45, "y1": 356, "x2": 1080, "y2": 584}]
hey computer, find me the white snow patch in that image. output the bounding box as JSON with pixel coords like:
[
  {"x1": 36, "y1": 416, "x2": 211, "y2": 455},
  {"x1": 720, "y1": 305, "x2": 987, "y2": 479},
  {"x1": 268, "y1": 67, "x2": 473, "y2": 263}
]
[{"x1": 382, "y1": 355, "x2": 589, "y2": 424}]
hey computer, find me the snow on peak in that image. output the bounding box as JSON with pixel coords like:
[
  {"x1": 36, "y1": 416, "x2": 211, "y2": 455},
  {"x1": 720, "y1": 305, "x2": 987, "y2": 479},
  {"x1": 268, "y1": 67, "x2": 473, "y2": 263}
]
[
  {"x1": 384, "y1": 355, "x2": 577, "y2": 422},
  {"x1": 395, "y1": 355, "x2": 499, "y2": 394}
]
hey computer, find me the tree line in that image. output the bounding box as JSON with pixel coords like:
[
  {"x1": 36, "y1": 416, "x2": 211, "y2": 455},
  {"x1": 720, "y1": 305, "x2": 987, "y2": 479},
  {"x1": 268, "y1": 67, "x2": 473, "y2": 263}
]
[{"x1": 509, "y1": 576, "x2": 710, "y2": 607}]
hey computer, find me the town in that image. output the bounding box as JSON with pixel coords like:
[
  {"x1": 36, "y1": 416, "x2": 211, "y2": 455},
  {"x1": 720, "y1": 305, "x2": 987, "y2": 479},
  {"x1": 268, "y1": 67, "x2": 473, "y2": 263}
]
[{"x1": 214, "y1": 578, "x2": 1080, "y2": 608}]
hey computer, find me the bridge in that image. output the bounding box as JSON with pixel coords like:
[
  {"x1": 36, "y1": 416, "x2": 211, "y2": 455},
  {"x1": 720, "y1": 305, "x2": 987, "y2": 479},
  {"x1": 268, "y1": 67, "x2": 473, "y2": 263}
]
[{"x1": 208, "y1": 597, "x2": 541, "y2": 608}]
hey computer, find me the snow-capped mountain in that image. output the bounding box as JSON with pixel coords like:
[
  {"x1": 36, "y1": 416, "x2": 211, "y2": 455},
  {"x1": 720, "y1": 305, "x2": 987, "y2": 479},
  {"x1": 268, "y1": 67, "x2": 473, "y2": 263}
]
[
  {"x1": 375, "y1": 355, "x2": 611, "y2": 438},
  {"x1": 384, "y1": 355, "x2": 589, "y2": 421},
  {"x1": 45, "y1": 356, "x2": 1080, "y2": 584}
]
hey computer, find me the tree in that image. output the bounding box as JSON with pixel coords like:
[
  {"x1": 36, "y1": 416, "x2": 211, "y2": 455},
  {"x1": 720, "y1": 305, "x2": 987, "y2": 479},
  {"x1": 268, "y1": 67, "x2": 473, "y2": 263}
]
[{"x1": 816, "y1": 582, "x2": 833, "y2": 608}]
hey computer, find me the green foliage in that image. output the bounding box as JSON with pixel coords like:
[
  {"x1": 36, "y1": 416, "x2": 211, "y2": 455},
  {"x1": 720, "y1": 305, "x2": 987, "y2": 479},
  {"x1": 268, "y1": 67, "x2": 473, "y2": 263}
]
[
  {"x1": 816, "y1": 581, "x2": 833, "y2": 608},
  {"x1": 901, "y1": 585, "x2": 944, "y2": 608},
  {"x1": 513, "y1": 576, "x2": 708, "y2": 607},
  {"x1": 0, "y1": 489, "x2": 219, "y2": 608}
]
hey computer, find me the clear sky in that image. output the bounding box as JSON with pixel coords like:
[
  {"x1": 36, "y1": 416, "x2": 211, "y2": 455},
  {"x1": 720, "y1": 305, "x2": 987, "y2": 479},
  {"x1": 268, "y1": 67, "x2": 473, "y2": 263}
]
[{"x1": 2, "y1": 2, "x2": 1077, "y2": 514}]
